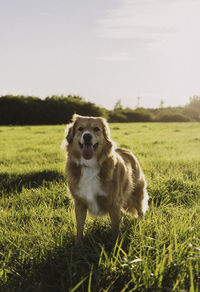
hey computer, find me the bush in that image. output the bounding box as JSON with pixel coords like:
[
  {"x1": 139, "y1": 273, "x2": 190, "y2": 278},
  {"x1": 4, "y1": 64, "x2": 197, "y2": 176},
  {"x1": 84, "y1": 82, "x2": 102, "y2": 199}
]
[
  {"x1": 108, "y1": 111, "x2": 127, "y2": 123},
  {"x1": 124, "y1": 109, "x2": 154, "y2": 122},
  {"x1": 156, "y1": 112, "x2": 190, "y2": 122},
  {"x1": 0, "y1": 95, "x2": 106, "y2": 125},
  {"x1": 0, "y1": 94, "x2": 198, "y2": 124},
  {"x1": 108, "y1": 108, "x2": 154, "y2": 123},
  {"x1": 183, "y1": 96, "x2": 200, "y2": 121}
]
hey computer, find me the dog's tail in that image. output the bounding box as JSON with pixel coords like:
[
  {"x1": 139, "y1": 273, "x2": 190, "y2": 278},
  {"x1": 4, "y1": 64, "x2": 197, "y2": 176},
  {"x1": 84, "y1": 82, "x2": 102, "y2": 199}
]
[{"x1": 125, "y1": 178, "x2": 149, "y2": 217}]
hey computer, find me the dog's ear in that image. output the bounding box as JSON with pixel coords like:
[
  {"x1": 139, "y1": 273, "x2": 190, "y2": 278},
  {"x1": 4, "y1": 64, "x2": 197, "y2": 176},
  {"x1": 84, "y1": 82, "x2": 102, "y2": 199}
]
[
  {"x1": 65, "y1": 114, "x2": 80, "y2": 144},
  {"x1": 66, "y1": 124, "x2": 74, "y2": 143},
  {"x1": 61, "y1": 123, "x2": 74, "y2": 149},
  {"x1": 61, "y1": 115, "x2": 78, "y2": 149},
  {"x1": 100, "y1": 118, "x2": 113, "y2": 148}
]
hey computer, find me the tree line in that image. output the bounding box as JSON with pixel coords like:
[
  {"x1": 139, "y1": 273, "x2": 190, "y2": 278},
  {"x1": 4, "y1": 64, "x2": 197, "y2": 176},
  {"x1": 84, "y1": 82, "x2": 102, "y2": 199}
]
[{"x1": 0, "y1": 94, "x2": 199, "y2": 125}]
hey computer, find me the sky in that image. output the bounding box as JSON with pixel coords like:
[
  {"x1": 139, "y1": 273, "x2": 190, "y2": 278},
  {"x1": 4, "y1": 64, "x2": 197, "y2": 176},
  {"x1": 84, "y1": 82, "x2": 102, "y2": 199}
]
[{"x1": 0, "y1": 0, "x2": 200, "y2": 109}]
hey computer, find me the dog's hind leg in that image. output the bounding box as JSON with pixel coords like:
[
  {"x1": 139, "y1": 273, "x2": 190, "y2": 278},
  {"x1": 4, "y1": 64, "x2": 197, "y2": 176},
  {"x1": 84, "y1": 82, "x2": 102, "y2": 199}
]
[
  {"x1": 109, "y1": 205, "x2": 121, "y2": 235},
  {"x1": 74, "y1": 200, "x2": 87, "y2": 246}
]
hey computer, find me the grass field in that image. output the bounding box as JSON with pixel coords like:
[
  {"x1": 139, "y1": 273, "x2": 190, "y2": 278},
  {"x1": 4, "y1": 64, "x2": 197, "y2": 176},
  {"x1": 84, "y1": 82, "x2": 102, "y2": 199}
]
[{"x1": 0, "y1": 123, "x2": 200, "y2": 291}]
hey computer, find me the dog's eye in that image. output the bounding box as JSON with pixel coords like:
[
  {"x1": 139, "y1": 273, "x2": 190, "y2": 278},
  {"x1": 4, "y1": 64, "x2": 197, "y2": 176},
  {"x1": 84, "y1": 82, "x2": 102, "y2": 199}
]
[
  {"x1": 78, "y1": 127, "x2": 83, "y2": 132},
  {"x1": 93, "y1": 127, "x2": 100, "y2": 132}
]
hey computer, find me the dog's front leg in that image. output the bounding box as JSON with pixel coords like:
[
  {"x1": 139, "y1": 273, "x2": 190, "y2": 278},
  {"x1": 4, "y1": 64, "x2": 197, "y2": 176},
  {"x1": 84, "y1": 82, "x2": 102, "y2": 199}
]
[
  {"x1": 109, "y1": 205, "x2": 121, "y2": 235},
  {"x1": 74, "y1": 199, "x2": 87, "y2": 246}
]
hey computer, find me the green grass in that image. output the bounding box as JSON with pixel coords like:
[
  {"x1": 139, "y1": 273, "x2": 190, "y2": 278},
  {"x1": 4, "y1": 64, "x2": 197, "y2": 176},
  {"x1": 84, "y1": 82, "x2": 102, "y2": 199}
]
[{"x1": 0, "y1": 123, "x2": 200, "y2": 291}]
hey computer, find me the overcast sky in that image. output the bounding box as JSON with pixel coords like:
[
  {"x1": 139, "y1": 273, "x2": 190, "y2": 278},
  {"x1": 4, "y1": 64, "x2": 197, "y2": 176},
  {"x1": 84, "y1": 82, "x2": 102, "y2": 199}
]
[{"x1": 0, "y1": 0, "x2": 200, "y2": 109}]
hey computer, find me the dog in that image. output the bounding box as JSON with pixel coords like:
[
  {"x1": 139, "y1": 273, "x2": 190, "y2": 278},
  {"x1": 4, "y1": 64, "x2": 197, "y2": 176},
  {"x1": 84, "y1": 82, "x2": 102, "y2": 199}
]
[{"x1": 63, "y1": 114, "x2": 149, "y2": 245}]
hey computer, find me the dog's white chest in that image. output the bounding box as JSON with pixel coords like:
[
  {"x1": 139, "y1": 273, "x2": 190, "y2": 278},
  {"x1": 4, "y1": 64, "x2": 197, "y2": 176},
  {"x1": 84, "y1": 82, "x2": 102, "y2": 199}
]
[{"x1": 76, "y1": 158, "x2": 106, "y2": 216}]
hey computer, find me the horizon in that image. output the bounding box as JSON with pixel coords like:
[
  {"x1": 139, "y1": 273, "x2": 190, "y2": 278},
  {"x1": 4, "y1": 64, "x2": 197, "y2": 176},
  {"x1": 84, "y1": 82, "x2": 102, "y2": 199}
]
[
  {"x1": 0, "y1": 0, "x2": 200, "y2": 109},
  {"x1": 1, "y1": 93, "x2": 193, "y2": 111}
]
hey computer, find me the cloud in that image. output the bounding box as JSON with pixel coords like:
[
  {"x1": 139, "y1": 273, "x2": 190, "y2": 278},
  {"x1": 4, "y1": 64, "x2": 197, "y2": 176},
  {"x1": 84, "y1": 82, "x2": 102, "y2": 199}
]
[
  {"x1": 100, "y1": 52, "x2": 136, "y2": 62},
  {"x1": 96, "y1": 0, "x2": 200, "y2": 45}
]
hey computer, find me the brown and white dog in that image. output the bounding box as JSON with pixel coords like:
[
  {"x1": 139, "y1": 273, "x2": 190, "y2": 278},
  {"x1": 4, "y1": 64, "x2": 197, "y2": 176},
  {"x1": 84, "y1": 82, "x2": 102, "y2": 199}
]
[{"x1": 63, "y1": 114, "x2": 149, "y2": 244}]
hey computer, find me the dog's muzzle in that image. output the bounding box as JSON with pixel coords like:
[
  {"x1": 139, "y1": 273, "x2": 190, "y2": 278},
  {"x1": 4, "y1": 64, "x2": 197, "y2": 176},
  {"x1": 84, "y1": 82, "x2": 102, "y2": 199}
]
[{"x1": 79, "y1": 132, "x2": 98, "y2": 160}]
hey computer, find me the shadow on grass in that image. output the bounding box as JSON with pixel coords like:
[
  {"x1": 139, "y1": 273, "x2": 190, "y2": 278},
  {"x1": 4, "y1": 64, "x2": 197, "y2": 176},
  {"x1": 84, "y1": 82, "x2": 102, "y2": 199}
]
[
  {"x1": 1, "y1": 211, "x2": 135, "y2": 291},
  {"x1": 2, "y1": 227, "x2": 128, "y2": 292},
  {"x1": 2, "y1": 215, "x2": 191, "y2": 291},
  {"x1": 0, "y1": 170, "x2": 65, "y2": 194}
]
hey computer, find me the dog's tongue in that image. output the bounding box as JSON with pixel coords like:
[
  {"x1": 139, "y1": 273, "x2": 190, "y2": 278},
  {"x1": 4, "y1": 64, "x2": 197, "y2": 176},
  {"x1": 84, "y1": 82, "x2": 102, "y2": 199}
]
[{"x1": 82, "y1": 144, "x2": 94, "y2": 160}]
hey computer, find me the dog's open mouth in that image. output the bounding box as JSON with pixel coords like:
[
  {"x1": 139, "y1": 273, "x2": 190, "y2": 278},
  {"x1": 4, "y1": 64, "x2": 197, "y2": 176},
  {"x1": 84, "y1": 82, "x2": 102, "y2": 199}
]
[{"x1": 79, "y1": 142, "x2": 98, "y2": 160}]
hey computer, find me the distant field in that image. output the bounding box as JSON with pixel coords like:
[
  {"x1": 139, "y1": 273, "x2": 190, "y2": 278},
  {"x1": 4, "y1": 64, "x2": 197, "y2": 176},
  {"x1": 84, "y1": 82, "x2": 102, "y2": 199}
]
[{"x1": 0, "y1": 123, "x2": 200, "y2": 291}]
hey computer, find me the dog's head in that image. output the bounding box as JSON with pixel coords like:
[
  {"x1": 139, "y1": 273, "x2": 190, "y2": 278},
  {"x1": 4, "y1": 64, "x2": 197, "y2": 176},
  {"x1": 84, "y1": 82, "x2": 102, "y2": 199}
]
[{"x1": 64, "y1": 114, "x2": 113, "y2": 162}]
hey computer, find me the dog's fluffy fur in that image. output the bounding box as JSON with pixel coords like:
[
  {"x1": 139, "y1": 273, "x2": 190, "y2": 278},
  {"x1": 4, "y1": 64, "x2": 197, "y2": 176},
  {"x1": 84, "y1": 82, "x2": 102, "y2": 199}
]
[{"x1": 63, "y1": 114, "x2": 149, "y2": 244}]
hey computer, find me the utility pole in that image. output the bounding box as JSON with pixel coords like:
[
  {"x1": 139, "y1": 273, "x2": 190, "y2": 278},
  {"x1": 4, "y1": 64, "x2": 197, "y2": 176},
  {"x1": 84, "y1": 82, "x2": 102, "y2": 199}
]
[
  {"x1": 160, "y1": 99, "x2": 164, "y2": 108},
  {"x1": 136, "y1": 96, "x2": 141, "y2": 108}
]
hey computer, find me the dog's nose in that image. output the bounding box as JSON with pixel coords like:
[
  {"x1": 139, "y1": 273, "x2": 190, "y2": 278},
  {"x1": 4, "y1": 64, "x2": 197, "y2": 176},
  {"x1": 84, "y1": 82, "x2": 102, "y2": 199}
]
[{"x1": 83, "y1": 133, "x2": 92, "y2": 144}]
